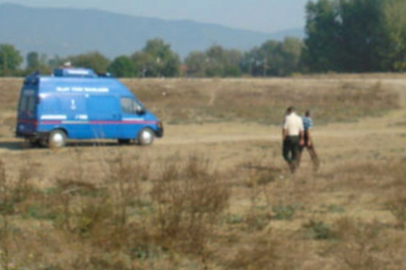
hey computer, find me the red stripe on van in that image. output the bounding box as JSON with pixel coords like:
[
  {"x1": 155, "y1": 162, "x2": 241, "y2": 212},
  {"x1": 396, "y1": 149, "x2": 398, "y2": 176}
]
[
  {"x1": 37, "y1": 120, "x2": 157, "y2": 125},
  {"x1": 18, "y1": 119, "x2": 38, "y2": 125},
  {"x1": 87, "y1": 120, "x2": 157, "y2": 125}
]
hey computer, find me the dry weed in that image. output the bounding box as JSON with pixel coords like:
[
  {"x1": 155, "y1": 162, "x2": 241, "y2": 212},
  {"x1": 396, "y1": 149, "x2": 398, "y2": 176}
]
[
  {"x1": 326, "y1": 217, "x2": 385, "y2": 270},
  {"x1": 0, "y1": 159, "x2": 11, "y2": 270},
  {"x1": 384, "y1": 161, "x2": 406, "y2": 229},
  {"x1": 151, "y1": 154, "x2": 230, "y2": 259},
  {"x1": 227, "y1": 232, "x2": 306, "y2": 270}
]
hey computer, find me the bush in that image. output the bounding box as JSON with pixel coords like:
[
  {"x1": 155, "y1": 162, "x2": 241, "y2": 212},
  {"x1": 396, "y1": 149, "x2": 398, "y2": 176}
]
[
  {"x1": 273, "y1": 205, "x2": 296, "y2": 220},
  {"x1": 303, "y1": 219, "x2": 332, "y2": 240}
]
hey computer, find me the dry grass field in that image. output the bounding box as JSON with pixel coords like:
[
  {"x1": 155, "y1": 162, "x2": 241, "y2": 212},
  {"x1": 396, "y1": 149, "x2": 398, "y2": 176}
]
[{"x1": 1, "y1": 76, "x2": 406, "y2": 269}]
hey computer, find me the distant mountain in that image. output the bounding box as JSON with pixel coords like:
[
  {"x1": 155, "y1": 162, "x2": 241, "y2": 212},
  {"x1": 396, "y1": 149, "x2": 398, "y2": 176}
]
[{"x1": 0, "y1": 3, "x2": 304, "y2": 59}]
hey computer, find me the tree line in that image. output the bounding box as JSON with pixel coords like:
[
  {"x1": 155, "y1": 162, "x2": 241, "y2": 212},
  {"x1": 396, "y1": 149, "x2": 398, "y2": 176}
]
[
  {"x1": 0, "y1": 38, "x2": 303, "y2": 78},
  {"x1": 1, "y1": 0, "x2": 406, "y2": 77}
]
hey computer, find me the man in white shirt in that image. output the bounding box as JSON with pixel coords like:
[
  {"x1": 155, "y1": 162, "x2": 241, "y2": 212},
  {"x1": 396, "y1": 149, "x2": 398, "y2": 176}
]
[{"x1": 282, "y1": 106, "x2": 304, "y2": 173}]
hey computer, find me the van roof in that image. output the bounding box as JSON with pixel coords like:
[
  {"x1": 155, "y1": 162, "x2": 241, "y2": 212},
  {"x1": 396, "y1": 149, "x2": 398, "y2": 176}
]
[{"x1": 23, "y1": 68, "x2": 133, "y2": 97}]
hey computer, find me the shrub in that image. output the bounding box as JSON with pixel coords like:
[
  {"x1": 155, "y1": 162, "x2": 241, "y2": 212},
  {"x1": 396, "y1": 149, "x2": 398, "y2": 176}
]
[
  {"x1": 273, "y1": 205, "x2": 296, "y2": 220},
  {"x1": 303, "y1": 219, "x2": 332, "y2": 240}
]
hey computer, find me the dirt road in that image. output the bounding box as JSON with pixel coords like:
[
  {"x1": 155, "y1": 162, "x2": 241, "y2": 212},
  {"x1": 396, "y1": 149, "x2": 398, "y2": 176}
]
[{"x1": 0, "y1": 106, "x2": 404, "y2": 189}]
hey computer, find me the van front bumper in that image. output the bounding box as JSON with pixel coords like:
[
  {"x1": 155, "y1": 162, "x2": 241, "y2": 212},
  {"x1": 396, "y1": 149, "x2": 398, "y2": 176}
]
[
  {"x1": 155, "y1": 127, "x2": 164, "y2": 138},
  {"x1": 155, "y1": 121, "x2": 164, "y2": 138}
]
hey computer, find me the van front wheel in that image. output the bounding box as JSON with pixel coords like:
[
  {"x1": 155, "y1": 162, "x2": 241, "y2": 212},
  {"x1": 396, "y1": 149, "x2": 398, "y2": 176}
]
[
  {"x1": 137, "y1": 128, "x2": 154, "y2": 146},
  {"x1": 48, "y1": 130, "x2": 67, "y2": 149}
]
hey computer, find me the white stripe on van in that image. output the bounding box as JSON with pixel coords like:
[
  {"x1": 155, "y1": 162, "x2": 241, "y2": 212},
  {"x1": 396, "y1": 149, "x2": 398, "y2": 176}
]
[
  {"x1": 62, "y1": 121, "x2": 89, "y2": 124},
  {"x1": 41, "y1": 115, "x2": 67, "y2": 120},
  {"x1": 123, "y1": 118, "x2": 144, "y2": 121},
  {"x1": 75, "y1": 115, "x2": 88, "y2": 120}
]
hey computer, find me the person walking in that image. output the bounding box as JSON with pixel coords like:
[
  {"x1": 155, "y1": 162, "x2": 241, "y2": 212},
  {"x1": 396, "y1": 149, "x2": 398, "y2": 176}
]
[
  {"x1": 282, "y1": 106, "x2": 304, "y2": 173},
  {"x1": 298, "y1": 110, "x2": 320, "y2": 171}
]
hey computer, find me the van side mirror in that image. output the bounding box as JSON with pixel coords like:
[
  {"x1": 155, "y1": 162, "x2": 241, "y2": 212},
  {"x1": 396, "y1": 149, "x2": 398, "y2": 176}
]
[{"x1": 136, "y1": 106, "x2": 146, "y2": 115}]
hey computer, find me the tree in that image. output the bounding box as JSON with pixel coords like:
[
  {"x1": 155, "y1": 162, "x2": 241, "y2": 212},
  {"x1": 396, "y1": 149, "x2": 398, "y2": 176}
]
[
  {"x1": 68, "y1": 52, "x2": 111, "y2": 74},
  {"x1": 242, "y1": 38, "x2": 303, "y2": 77},
  {"x1": 184, "y1": 46, "x2": 243, "y2": 77},
  {"x1": 48, "y1": 55, "x2": 65, "y2": 69},
  {"x1": 241, "y1": 48, "x2": 260, "y2": 76},
  {"x1": 0, "y1": 44, "x2": 23, "y2": 76},
  {"x1": 131, "y1": 51, "x2": 157, "y2": 77},
  {"x1": 205, "y1": 45, "x2": 228, "y2": 77},
  {"x1": 27, "y1": 52, "x2": 40, "y2": 70},
  {"x1": 301, "y1": 0, "x2": 343, "y2": 72},
  {"x1": 109, "y1": 56, "x2": 135, "y2": 77},
  {"x1": 380, "y1": 0, "x2": 406, "y2": 71},
  {"x1": 280, "y1": 38, "x2": 303, "y2": 75},
  {"x1": 25, "y1": 51, "x2": 51, "y2": 75},
  {"x1": 184, "y1": 51, "x2": 208, "y2": 77},
  {"x1": 338, "y1": 0, "x2": 383, "y2": 72},
  {"x1": 259, "y1": 40, "x2": 283, "y2": 76},
  {"x1": 161, "y1": 53, "x2": 181, "y2": 77},
  {"x1": 223, "y1": 49, "x2": 243, "y2": 77},
  {"x1": 131, "y1": 39, "x2": 180, "y2": 77}
]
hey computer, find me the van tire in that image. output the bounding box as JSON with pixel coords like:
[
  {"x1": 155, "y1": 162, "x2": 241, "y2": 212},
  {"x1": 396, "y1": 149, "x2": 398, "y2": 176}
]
[
  {"x1": 118, "y1": 139, "x2": 131, "y2": 145},
  {"x1": 137, "y1": 128, "x2": 154, "y2": 146},
  {"x1": 48, "y1": 130, "x2": 67, "y2": 149},
  {"x1": 28, "y1": 139, "x2": 41, "y2": 148}
]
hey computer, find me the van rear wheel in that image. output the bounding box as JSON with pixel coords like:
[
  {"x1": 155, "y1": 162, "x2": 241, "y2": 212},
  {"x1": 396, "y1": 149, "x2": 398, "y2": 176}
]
[
  {"x1": 137, "y1": 128, "x2": 154, "y2": 146},
  {"x1": 28, "y1": 139, "x2": 41, "y2": 148},
  {"x1": 48, "y1": 130, "x2": 67, "y2": 149}
]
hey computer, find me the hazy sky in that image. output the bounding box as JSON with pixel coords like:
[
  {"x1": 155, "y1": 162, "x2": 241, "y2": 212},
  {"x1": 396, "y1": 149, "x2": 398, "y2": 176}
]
[{"x1": 0, "y1": 0, "x2": 309, "y2": 33}]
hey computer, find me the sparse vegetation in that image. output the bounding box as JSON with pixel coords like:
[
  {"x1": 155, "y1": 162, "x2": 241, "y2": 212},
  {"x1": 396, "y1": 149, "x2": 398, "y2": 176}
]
[
  {"x1": 0, "y1": 76, "x2": 406, "y2": 269},
  {"x1": 303, "y1": 219, "x2": 332, "y2": 240},
  {"x1": 124, "y1": 77, "x2": 398, "y2": 125},
  {"x1": 1, "y1": 153, "x2": 405, "y2": 269}
]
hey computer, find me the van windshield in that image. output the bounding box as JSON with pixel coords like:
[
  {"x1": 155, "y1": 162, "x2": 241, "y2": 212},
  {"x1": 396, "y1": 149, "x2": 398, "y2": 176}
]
[{"x1": 18, "y1": 89, "x2": 36, "y2": 118}]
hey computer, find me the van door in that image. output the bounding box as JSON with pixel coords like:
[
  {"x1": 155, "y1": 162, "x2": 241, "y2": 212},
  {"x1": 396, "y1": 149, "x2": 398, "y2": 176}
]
[
  {"x1": 86, "y1": 95, "x2": 121, "y2": 139},
  {"x1": 54, "y1": 94, "x2": 88, "y2": 138},
  {"x1": 119, "y1": 97, "x2": 146, "y2": 139},
  {"x1": 16, "y1": 88, "x2": 38, "y2": 136}
]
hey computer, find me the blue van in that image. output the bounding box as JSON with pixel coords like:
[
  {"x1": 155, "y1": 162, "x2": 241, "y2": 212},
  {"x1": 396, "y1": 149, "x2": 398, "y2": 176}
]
[{"x1": 16, "y1": 67, "x2": 163, "y2": 148}]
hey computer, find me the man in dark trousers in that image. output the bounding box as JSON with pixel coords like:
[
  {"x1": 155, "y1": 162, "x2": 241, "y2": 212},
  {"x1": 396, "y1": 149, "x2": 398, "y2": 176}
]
[
  {"x1": 298, "y1": 110, "x2": 320, "y2": 171},
  {"x1": 282, "y1": 106, "x2": 304, "y2": 173}
]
